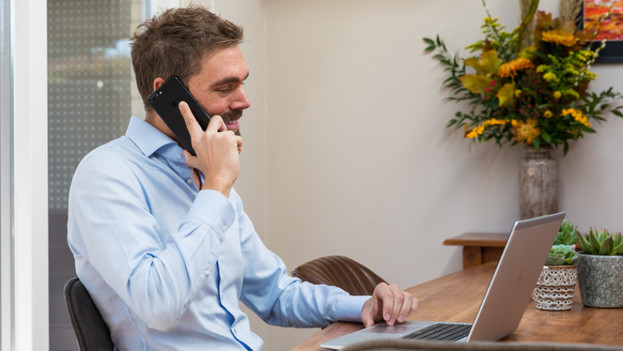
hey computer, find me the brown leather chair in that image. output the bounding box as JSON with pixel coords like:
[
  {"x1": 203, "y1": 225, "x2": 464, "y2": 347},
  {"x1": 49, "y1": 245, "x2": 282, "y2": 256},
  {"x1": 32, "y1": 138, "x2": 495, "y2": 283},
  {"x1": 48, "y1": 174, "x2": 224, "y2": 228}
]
[{"x1": 291, "y1": 255, "x2": 387, "y2": 295}]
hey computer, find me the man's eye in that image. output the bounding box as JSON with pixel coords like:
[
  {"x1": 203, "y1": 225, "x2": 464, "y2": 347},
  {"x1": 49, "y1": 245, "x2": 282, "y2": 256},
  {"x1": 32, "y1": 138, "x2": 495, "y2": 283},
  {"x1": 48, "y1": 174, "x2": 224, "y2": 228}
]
[{"x1": 216, "y1": 85, "x2": 234, "y2": 93}]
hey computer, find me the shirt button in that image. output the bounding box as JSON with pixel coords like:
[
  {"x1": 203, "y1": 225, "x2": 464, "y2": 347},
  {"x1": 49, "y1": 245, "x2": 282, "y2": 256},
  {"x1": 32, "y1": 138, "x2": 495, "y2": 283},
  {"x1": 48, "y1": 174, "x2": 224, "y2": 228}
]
[
  {"x1": 187, "y1": 179, "x2": 193, "y2": 184},
  {"x1": 204, "y1": 270, "x2": 210, "y2": 276},
  {"x1": 222, "y1": 225, "x2": 227, "y2": 231},
  {"x1": 177, "y1": 153, "x2": 182, "y2": 159}
]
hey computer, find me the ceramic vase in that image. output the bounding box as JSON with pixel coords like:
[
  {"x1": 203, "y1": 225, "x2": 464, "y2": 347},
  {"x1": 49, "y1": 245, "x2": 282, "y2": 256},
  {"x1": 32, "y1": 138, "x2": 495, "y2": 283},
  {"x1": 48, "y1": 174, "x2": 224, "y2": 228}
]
[
  {"x1": 576, "y1": 253, "x2": 623, "y2": 308},
  {"x1": 519, "y1": 147, "x2": 557, "y2": 219},
  {"x1": 532, "y1": 265, "x2": 577, "y2": 310}
]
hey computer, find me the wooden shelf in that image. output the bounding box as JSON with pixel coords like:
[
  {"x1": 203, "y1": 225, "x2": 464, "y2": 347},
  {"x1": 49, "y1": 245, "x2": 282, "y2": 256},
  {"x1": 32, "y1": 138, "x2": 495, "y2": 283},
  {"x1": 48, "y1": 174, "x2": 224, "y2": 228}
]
[{"x1": 443, "y1": 232, "x2": 509, "y2": 269}]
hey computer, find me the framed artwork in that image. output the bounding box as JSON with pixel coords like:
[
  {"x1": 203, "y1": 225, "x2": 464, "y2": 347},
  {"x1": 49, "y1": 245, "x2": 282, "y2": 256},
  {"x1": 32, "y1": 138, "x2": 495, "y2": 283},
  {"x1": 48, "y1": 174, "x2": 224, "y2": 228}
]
[{"x1": 580, "y1": 0, "x2": 623, "y2": 63}]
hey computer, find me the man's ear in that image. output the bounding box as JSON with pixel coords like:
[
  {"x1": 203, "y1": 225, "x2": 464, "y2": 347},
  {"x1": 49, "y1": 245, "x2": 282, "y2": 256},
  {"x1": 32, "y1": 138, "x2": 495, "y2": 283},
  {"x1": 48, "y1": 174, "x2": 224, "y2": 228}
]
[{"x1": 152, "y1": 77, "x2": 166, "y2": 91}]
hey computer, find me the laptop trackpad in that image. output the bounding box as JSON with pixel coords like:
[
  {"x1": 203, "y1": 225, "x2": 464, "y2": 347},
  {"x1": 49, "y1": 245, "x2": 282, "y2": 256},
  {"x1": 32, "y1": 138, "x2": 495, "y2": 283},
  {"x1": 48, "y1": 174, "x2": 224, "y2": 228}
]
[{"x1": 320, "y1": 321, "x2": 436, "y2": 350}]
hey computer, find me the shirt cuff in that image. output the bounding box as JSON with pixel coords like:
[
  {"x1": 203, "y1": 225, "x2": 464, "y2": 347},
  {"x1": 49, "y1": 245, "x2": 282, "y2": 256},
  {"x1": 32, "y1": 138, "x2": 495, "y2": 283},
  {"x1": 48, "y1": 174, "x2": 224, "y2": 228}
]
[
  {"x1": 333, "y1": 295, "x2": 370, "y2": 323},
  {"x1": 188, "y1": 189, "x2": 236, "y2": 232}
]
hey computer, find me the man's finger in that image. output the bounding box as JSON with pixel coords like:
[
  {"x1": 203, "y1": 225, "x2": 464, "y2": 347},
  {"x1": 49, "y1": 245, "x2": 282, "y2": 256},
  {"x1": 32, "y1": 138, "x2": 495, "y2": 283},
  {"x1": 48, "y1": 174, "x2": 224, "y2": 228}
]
[
  {"x1": 207, "y1": 115, "x2": 227, "y2": 133},
  {"x1": 235, "y1": 136, "x2": 243, "y2": 153},
  {"x1": 387, "y1": 284, "x2": 404, "y2": 325},
  {"x1": 397, "y1": 292, "x2": 414, "y2": 323},
  {"x1": 179, "y1": 101, "x2": 201, "y2": 136},
  {"x1": 375, "y1": 285, "x2": 394, "y2": 324}
]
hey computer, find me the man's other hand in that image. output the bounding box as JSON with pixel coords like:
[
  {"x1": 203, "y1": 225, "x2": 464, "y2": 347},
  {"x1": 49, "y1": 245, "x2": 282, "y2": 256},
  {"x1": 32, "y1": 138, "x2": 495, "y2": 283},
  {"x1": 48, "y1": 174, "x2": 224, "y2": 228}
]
[{"x1": 361, "y1": 283, "x2": 418, "y2": 328}]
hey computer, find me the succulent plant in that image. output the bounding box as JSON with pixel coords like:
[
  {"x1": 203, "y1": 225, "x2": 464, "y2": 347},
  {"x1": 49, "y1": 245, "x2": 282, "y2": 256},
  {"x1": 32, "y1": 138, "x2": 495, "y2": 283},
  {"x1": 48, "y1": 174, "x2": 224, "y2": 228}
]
[
  {"x1": 576, "y1": 228, "x2": 623, "y2": 256},
  {"x1": 545, "y1": 244, "x2": 578, "y2": 265},
  {"x1": 554, "y1": 219, "x2": 578, "y2": 246}
]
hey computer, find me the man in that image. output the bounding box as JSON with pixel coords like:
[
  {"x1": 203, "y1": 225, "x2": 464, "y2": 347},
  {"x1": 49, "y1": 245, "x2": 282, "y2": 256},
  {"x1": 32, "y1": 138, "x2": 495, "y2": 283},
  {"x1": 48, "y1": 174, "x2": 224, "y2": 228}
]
[{"x1": 68, "y1": 6, "x2": 417, "y2": 350}]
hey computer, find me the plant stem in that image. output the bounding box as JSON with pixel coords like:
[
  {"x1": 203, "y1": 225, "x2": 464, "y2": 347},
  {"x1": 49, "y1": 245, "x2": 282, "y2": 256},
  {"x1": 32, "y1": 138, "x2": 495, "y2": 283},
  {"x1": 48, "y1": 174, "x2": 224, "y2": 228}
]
[{"x1": 517, "y1": 0, "x2": 540, "y2": 53}]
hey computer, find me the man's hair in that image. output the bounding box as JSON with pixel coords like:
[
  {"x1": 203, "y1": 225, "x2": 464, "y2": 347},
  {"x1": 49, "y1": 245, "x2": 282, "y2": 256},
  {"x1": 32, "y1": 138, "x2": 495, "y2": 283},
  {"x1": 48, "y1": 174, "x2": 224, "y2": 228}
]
[{"x1": 130, "y1": 6, "x2": 243, "y2": 111}]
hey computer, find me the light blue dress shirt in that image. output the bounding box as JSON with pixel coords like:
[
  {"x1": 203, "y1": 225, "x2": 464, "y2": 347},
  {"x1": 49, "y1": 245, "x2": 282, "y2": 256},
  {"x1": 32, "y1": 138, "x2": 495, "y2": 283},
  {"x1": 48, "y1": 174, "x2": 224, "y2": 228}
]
[{"x1": 67, "y1": 116, "x2": 369, "y2": 350}]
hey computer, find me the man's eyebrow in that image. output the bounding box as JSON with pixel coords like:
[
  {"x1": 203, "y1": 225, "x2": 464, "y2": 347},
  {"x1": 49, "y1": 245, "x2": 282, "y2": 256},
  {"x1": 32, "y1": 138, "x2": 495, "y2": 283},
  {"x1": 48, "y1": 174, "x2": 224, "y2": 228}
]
[{"x1": 211, "y1": 72, "x2": 250, "y2": 87}]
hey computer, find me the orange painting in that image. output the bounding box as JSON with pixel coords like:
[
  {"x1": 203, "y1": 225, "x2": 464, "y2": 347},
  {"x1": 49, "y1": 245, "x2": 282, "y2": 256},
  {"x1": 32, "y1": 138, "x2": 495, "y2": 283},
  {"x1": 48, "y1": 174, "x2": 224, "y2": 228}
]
[{"x1": 584, "y1": 0, "x2": 623, "y2": 41}]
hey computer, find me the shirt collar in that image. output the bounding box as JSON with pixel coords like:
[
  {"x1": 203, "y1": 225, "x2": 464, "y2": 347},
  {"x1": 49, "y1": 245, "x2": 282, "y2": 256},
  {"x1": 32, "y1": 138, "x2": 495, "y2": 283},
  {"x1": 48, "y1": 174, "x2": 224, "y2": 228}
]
[{"x1": 126, "y1": 116, "x2": 178, "y2": 157}]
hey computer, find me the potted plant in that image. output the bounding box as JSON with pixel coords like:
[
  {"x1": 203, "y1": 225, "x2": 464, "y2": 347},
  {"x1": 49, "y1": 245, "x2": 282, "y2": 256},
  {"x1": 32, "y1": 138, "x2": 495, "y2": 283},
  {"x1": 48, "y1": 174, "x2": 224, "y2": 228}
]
[
  {"x1": 576, "y1": 229, "x2": 623, "y2": 308},
  {"x1": 532, "y1": 219, "x2": 578, "y2": 310}
]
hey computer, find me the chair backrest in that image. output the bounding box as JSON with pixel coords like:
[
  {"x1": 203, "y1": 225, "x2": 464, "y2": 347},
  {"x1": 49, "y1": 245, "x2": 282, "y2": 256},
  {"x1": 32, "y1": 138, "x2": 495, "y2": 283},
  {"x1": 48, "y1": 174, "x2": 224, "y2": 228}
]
[
  {"x1": 291, "y1": 255, "x2": 387, "y2": 296},
  {"x1": 64, "y1": 277, "x2": 114, "y2": 351}
]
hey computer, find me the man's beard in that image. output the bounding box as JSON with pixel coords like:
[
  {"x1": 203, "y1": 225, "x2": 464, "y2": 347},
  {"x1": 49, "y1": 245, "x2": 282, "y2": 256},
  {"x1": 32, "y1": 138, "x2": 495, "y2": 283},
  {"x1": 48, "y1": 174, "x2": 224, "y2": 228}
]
[{"x1": 220, "y1": 109, "x2": 243, "y2": 136}]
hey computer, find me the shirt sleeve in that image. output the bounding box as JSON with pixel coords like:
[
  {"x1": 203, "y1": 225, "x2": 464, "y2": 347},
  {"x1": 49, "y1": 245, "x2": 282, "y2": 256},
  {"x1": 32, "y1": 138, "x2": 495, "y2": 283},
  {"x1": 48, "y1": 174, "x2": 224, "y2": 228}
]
[
  {"x1": 68, "y1": 152, "x2": 235, "y2": 331},
  {"x1": 231, "y1": 192, "x2": 368, "y2": 327}
]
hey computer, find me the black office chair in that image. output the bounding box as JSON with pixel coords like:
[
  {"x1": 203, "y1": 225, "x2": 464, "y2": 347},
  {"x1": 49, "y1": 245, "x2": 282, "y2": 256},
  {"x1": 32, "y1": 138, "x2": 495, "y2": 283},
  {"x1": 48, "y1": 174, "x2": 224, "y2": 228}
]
[
  {"x1": 64, "y1": 277, "x2": 114, "y2": 351},
  {"x1": 291, "y1": 255, "x2": 387, "y2": 295}
]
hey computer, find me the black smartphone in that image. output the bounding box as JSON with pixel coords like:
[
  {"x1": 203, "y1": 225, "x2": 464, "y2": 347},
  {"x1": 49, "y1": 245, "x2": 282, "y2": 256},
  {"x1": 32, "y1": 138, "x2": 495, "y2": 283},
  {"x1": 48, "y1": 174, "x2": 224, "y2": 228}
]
[{"x1": 147, "y1": 76, "x2": 211, "y2": 156}]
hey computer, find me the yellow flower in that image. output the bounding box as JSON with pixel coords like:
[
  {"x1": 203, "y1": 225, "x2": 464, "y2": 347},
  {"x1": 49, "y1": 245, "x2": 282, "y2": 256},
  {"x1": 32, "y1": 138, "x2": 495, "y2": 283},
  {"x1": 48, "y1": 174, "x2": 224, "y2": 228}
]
[
  {"x1": 562, "y1": 108, "x2": 591, "y2": 128},
  {"x1": 465, "y1": 125, "x2": 485, "y2": 139},
  {"x1": 553, "y1": 91, "x2": 562, "y2": 99},
  {"x1": 564, "y1": 67, "x2": 580, "y2": 76},
  {"x1": 584, "y1": 71, "x2": 598, "y2": 80},
  {"x1": 542, "y1": 72, "x2": 559, "y2": 84},
  {"x1": 515, "y1": 89, "x2": 522, "y2": 98},
  {"x1": 497, "y1": 58, "x2": 534, "y2": 78},
  {"x1": 577, "y1": 50, "x2": 594, "y2": 61},
  {"x1": 562, "y1": 89, "x2": 580, "y2": 100},
  {"x1": 544, "y1": 110, "x2": 553, "y2": 118},
  {"x1": 513, "y1": 119, "x2": 541, "y2": 144},
  {"x1": 464, "y1": 119, "x2": 508, "y2": 139},
  {"x1": 542, "y1": 29, "x2": 577, "y2": 47},
  {"x1": 483, "y1": 118, "x2": 507, "y2": 127}
]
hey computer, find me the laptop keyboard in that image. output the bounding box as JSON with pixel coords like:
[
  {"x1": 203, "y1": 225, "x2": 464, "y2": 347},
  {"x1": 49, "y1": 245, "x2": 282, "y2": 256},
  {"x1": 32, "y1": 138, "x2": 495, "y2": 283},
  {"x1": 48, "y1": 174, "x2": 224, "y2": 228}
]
[{"x1": 405, "y1": 323, "x2": 472, "y2": 341}]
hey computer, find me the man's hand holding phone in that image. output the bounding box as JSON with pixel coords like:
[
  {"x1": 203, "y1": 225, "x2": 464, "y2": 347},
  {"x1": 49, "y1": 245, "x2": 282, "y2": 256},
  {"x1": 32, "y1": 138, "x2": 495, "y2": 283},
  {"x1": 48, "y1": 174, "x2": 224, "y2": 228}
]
[{"x1": 179, "y1": 101, "x2": 242, "y2": 198}]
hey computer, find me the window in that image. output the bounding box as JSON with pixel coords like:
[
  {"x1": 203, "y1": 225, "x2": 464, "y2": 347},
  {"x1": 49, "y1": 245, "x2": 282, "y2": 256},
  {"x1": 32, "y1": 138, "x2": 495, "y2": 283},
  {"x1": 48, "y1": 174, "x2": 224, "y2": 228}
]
[{"x1": 47, "y1": 0, "x2": 143, "y2": 348}]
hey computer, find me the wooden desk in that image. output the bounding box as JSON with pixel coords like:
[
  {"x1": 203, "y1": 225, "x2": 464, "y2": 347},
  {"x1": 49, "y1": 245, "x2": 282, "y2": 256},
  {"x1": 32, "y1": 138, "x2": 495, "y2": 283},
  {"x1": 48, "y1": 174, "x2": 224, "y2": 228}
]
[
  {"x1": 443, "y1": 233, "x2": 509, "y2": 269},
  {"x1": 293, "y1": 262, "x2": 623, "y2": 351}
]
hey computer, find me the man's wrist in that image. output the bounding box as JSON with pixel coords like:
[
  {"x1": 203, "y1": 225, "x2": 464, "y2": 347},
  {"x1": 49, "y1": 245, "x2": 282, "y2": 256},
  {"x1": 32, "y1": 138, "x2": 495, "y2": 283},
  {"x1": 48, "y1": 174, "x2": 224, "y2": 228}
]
[{"x1": 202, "y1": 178, "x2": 233, "y2": 198}]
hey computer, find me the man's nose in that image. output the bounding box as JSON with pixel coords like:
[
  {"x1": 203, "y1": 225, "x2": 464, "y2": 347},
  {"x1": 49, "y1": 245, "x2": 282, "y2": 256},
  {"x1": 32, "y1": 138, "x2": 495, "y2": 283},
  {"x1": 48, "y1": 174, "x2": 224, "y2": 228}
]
[{"x1": 231, "y1": 86, "x2": 251, "y2": 110}]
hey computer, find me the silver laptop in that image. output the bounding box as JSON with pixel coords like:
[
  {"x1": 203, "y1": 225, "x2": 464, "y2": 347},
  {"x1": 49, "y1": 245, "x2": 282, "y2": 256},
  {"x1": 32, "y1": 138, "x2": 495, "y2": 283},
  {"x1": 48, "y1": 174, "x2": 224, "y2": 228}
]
[{"x1": 321, "y1": 212, "x2": 565, "y2": 350}]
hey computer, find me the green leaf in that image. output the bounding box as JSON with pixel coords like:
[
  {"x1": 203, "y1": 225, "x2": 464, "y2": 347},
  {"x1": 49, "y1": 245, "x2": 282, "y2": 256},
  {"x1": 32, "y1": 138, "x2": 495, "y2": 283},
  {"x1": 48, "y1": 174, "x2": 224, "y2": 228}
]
[
  {"x1": 589, "y1": 230, "x2": 602, "y2": 253},
  {"x1": 577, "y1": 232, "x2": 591, "y2": 253},
  {"x1": 599, "y1": 237, "x2": 613, "y2": 255},
  {"x1": 541, "y1": 131, "x2": 552, "y2": 144},
  {"x1": 613, "y1": 241, "x2": 623, "y2": 255}
]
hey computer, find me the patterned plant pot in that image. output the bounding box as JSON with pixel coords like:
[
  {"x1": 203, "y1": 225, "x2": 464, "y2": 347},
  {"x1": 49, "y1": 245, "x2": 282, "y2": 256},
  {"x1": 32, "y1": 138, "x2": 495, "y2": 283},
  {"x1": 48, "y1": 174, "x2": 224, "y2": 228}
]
[
  {"x1": 577, "y1": 253, "x2": 623, "y2": 308},
  {"x1": 532, "y1": 265, "x2": 577, "y2": 311}
]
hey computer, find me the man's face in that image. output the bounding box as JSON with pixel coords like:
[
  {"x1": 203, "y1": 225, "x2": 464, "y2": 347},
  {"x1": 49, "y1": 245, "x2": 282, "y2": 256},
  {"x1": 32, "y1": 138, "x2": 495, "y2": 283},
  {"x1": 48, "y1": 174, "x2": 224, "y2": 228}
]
[{"x1": 186, "y1": 45, "x2": 250, "y2": 135}]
